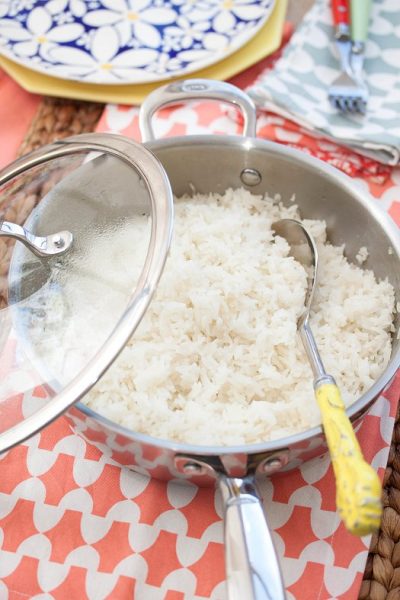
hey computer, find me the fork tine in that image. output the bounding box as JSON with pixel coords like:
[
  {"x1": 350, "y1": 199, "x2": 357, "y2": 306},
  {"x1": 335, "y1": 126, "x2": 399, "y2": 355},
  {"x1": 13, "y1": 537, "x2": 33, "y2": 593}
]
[
  {"x1": 343, "y1": 97, "x2": 351, "y2": 112},
  {"x1": 351, "y1": 98, "x2": 361, "y2": 114},
  {"x1": 332, "y1": 97, "x2": 341, "y2": 111},
  {"x1": 356, "y1": 98, "x2": 365, "y2": 114},
  {"x1": 354, "y1": 99, "x2": 363, "y2": 114},
  {"x1": 356, "y1": 98, "x2": 367, "y2": 115},
  {"x1": 347, "y1": 98, "x2": 358, "y2": 113},
  {"x1": 329, "y1": 96, "x2": 338, "y2": 111},
  {"x1": 330, "y1": 94, "x2": 367, "y2": 115},
  {"x1": 333, "y1": 98, "x2": 341, "y2": 111},
  {"x1": 338, "y1": 97, "x2": 347, "y2": 112}
]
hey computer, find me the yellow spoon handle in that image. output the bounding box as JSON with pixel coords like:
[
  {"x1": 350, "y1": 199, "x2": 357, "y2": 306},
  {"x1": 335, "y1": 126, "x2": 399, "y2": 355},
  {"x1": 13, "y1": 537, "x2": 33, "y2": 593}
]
[{"x1": 315, "y1": 382, "x2": 382, "y2": 536}]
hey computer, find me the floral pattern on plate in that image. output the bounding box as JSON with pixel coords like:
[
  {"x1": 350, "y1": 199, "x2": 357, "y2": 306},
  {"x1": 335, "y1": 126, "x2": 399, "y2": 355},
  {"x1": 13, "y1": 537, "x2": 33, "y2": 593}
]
[{"x1": 0, "y1": 0, "x2": 276, "y2": 84}]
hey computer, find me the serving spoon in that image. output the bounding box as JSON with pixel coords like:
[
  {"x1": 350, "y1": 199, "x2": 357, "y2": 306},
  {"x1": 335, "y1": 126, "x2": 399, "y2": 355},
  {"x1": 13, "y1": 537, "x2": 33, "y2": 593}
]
[{"x1": 272, "y1": 218, "x2": 382, "y2": 536}]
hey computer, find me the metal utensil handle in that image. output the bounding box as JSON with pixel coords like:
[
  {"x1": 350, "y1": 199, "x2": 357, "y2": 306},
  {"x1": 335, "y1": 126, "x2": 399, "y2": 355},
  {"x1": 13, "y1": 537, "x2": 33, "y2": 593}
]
[
  {"x1": 218, "y1": 475, "x2": 286, "y2": 600},
  {"x1": 350, "y1": 0, "x2": 372, "y2": 43},
  {"x1": 139, "y1": 79, "x2": 257, "y2": 142}
]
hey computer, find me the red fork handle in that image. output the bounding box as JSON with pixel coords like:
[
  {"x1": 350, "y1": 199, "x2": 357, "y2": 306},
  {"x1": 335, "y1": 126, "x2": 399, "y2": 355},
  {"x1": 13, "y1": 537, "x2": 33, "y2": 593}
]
[{"x1": 331, "y1": 0, "x2": 350, "y2": 26}]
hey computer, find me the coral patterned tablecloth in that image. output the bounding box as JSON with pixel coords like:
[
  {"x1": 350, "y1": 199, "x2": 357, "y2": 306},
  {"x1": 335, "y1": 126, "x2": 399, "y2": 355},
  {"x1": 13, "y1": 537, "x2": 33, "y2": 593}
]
[
  {"x1": 1, "y1": 46, "x2": 400, "y2": 600},
  {"x1": 0, "y1": 69, "x2": 41, "y2": 170}
]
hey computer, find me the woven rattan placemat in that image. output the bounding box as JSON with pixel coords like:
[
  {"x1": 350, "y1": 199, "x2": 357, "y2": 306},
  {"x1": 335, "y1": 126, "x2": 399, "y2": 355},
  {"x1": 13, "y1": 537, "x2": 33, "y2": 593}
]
[
  {"x1": 360, "y1": 403, "x2": 400, "y2": 599},
  {"x1": 17, "y1": 97, "x2": 103, "y2": 157},
  {"x1": 16, "y1": 96, "x2": 400, "y2": 600}
]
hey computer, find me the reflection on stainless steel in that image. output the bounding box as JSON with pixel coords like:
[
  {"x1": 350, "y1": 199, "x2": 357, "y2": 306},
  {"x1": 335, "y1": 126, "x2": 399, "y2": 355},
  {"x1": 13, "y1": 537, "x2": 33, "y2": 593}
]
[
  {"x1": 173, "y1": 451, "x2": 288, "y2": 600},
  {"x1": 0, "y1": 218, "x2": 73, "y2": 258},
  {"x1": 219, "y1": 475, "x2": 285, "y2": 600},
  {"x1": 139, "y1": 78, "x2": 257, "y2": 143}
]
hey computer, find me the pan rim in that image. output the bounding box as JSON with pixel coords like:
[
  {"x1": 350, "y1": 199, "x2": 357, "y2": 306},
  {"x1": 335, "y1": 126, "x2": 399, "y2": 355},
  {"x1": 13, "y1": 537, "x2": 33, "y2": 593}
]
[{"x1": 75, "y1": 134, "x2": 400, "y2": 457}]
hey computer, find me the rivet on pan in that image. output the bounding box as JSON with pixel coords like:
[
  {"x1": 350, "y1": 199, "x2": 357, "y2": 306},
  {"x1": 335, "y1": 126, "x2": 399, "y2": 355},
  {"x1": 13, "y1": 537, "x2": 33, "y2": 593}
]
[
  {"x1": 240, "y1": 168, "x2": 262, "y2": 187},
  {"x1": 263, "y1": 458, "x2": 283, "y2": 473},
  {"x1": 259, "y1": 451, "x2": 289, "y2": 475},
  {"x1": 183, "y1": 461, "x2": 206, "y2": 475},
  {"x1": 175, "y1": 456, "x2": 216, "y2": 478}
]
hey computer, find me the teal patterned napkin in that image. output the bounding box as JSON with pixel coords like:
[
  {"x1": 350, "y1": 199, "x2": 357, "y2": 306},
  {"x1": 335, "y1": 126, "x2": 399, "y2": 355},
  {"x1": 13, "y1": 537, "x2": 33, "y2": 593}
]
[{"x1": 248, "y1": 0, "x2": 400, "y2": 165}]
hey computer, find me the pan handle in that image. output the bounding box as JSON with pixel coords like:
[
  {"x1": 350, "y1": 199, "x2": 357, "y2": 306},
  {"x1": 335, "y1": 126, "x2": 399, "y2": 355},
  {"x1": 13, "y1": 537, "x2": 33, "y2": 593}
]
[
  {"x1": 218, "y1": 474, "x2": 286, "y2": 600},
  {"x1": 139, "y1": 79, "x2": 257, "y2": 142}
]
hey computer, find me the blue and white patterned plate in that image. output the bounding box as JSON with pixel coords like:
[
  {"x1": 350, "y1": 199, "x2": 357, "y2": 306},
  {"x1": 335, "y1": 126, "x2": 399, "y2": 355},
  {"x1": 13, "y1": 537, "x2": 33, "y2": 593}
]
[{"x1": 0, "y1": 0, "x2": 276, "y2": 85}]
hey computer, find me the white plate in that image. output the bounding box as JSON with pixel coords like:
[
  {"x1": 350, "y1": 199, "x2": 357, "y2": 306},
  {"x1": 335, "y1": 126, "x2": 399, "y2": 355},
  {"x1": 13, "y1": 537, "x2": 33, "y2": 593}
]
[{"x1": 0, "y1": 0, "x2": 276, "y2": 85}]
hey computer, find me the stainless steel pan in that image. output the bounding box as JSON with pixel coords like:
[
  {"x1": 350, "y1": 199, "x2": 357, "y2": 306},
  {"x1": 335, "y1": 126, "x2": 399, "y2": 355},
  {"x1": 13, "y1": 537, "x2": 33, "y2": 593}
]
[
  {"x1": 4, "y1": 80, "x2": 400, "y2": 599},
  {"x1": 66, "y1": 80, "x2": 400, "y2": 600}
]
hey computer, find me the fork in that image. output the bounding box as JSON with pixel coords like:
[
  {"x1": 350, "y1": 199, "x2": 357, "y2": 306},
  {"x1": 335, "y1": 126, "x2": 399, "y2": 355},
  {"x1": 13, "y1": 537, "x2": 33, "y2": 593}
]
[
  {"x1": 349, "y1": 0, "x2": 372, "y2": 113},
  {"x1": 328, "y1": 0, "x2": 367, "y2": 114}
]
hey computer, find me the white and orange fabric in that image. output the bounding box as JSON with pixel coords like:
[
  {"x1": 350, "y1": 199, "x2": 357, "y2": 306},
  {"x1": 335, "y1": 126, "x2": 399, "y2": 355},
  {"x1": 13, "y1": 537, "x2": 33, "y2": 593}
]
[{"x1": 1, "y1": 39, "x2": 400, "y2": 598}]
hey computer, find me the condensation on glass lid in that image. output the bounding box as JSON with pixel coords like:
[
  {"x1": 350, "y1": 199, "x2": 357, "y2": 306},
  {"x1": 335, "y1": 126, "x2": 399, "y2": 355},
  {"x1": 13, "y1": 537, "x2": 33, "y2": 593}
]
[{"x1": 0, "y1": 134, "x2": 174, "y2": 446}]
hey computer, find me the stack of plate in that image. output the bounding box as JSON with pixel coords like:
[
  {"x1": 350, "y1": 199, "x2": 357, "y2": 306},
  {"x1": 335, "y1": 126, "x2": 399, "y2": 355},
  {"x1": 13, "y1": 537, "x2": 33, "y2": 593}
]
[{"x1": 0, "y1": 0, "x2": 286, "y2": 104}]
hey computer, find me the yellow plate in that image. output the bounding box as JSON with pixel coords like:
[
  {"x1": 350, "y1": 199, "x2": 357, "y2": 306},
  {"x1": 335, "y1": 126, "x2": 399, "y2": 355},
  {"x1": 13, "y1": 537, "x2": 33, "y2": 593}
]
[{"x1": 0, "y1": 0, "x2": 287, "y2": 105}]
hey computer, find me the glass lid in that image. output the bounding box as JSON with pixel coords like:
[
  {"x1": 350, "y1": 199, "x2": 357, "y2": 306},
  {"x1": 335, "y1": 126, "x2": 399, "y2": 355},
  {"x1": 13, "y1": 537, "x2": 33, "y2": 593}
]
[{"x1": 0, "y1": 133, "x2": 173, "y2": 453}]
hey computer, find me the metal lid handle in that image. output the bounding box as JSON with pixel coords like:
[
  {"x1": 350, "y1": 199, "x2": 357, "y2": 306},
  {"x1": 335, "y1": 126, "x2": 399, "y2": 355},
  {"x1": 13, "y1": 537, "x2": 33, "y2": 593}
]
[
  {"x1": 0, "y1": 218, "x2": 73, "y2": 257},
  {"x1": 139, "y1": 79, "x2": 257, "y2": 142}
]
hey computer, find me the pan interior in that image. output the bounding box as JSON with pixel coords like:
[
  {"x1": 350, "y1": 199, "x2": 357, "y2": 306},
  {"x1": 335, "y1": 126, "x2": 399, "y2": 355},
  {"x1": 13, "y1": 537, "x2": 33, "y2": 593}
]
[{"x1": 75, "y1": 136, "x2": 400, "y2": 454}]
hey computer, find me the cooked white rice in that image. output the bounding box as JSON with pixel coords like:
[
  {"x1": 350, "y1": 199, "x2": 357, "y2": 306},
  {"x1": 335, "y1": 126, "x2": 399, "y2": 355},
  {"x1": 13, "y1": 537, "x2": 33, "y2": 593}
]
[
  {"x1": 28, "y1": 188, "x2": 396, "y2": 445},
  {"x1": 356, "y1": 246, "x2": 369, "y2": 265},
  {"x1": 78, "y1": 188, "x2": 393, "y2": 445}
]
